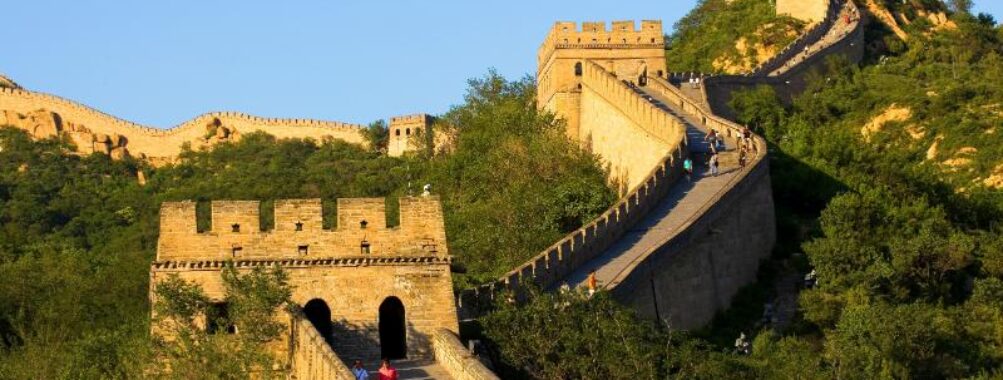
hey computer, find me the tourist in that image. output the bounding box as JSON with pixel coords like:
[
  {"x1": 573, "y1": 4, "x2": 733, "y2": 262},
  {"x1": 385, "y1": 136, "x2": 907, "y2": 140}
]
[
  {"x1": 739, "y1": 147, "x2": 747, "y2": 168},
  {"x1": 353, "y1": 360, "x2": 370, "y2": 380},
  {"x1": 378, "y1": 359, "x2": 398, "y2": 380},
  {"x1": 705, "y1": 130, "x2": 718, "y2": 153},
  {"x1": 710, "y1": 153, "x2": 719, "y2": 177},
  {"x1": 683, "y1": 157, "x2": 694, "y2": 181},
  {"x1": 587, "y1": 270, "x2": 598, "y2": 297},
  {"x1": 735, "y1": 332, "x2": 751, "y2": 355}
]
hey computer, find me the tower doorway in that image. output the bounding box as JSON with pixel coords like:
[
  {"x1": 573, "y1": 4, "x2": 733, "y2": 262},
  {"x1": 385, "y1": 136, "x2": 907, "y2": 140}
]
[
  {"x1": 378, "y1": 296, "x2": 407, "y2": 359},
  {"x1": 303, "y1": 299, "x2": 333, "y2": 344}
]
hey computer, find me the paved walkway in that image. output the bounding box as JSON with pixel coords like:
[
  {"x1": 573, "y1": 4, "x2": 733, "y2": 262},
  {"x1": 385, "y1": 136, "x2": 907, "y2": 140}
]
[
  {"x1": 362, "y1": 359, "x2": 454, "y2": 380},
  {"x1": 770, "y1": 0, "x2": 860, "y2": 76},
  {"x1": 560, "y1": 84, "x2": 744, "y2": 290}
]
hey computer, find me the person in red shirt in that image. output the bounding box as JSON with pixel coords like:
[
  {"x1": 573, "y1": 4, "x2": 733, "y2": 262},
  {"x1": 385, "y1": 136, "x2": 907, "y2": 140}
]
[{"x1": 378, "y1": 358, "x2": 398, "y2": 380}]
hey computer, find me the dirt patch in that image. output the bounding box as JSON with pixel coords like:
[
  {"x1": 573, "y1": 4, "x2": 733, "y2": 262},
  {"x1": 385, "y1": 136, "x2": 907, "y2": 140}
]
[
  {"x1": 984, "y1": 164, "x2": 1003, "y2": 189},
  {"x1": 861, "y1": 104, "x2": 913, "y2": 141}
]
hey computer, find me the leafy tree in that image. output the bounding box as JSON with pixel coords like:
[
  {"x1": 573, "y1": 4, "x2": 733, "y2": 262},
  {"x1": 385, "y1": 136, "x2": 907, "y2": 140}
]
[{"x1": 150, "y1": 265, "x2": 292, "y2": 379}]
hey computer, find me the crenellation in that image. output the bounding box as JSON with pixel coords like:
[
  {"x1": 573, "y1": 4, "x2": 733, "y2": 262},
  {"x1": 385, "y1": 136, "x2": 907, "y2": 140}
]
[
  {"x1": 274, "y1": 199, "x2": 324, "y2": 233},
  {"x1": 156, "y1": 196, "x2": 450, "y2": 261},
  {"x1": 211, "y1": 200, "x2": 261, "y2": 234}
]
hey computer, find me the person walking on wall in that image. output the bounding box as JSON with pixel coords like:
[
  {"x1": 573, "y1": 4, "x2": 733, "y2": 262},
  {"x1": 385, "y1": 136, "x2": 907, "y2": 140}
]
[
  {"x1": 683, "y1": 157, "x2": 694, "y2": 182},
  {"x1": 705, "y1": 129, "x2": 719, "y2": 153},
  {"x1": 587, "y1": 270, "x2": 598, "y2": 297},
  {"x1": 710, "y1": 152, "x2": 720, "y2": 177},
  {"x1": 378, "y1": 359, "x2": 398, "y2": 380},
  {"x1": 353, "y1": 360, "x2": 370, "y2": 380}
]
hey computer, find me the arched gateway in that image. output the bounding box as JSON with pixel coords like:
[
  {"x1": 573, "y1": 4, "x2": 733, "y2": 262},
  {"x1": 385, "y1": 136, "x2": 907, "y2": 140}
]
[{"x1": 149, "y1": 196, "x2": 460, "y2": 365}]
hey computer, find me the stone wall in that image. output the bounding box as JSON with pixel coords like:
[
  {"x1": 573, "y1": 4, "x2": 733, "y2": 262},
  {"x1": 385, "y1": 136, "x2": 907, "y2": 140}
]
[
  {"x1": 387, "y1": 114, "x2": 434, "y2": 157},
  {"x1": 777, "y1": 0, "x2": 830, "y2": 23},
  {"x1": 151, "y1": 258, "x2": 459, "y2": 361},
  {"x1": 431, "y1": 329, "x2": 499, "y2": 380},
  {"x1": 703, "y1": 5, "x2": 866, "y2": 120},
  {"x1": 0, "y1": 86, "x2": 367, "y2": 164},
  {"x1": 152, "y1": 196, "x2": 459, "y2": 362},
  {"x1": 537, "y1": 20, "x2": 668, "y2": 138},
  {"x1": 579, "y1": 61, "x2": 682, "y2": 191},
  {"x1": 595, "y1": 77, "x2": 775, "y2": 328},
  {"x1": 459, "y1": 63, "x2": 688, "y2": 316},
  {"x1": 289, "y1": 311, "x2": 356, "y2": 380},
  {"x1": 753, "y1": 0, "x2": 839, "y2": 76},
  {"x1": 157, "y1": 197, "x2": 448, "y2": 261}
]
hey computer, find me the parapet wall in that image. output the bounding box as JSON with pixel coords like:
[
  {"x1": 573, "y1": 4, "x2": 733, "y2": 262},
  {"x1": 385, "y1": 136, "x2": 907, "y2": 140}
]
[
  {"x1": 605, "y1": 77, "x2": 776, "y2": 328},
  {"x1": 538, "y1": 20, "x2": 665, "y2": 65},
  {"x1": 579, "y1": 61, "x2": 684, "y2": 190},
  {"x1": 459, "y1": 63, "x2": 689, "y2": 314},
  {"x1": 431, "y1": 329, "x2": 499, "y2": 380},
  {"x1": 289, "y1": 311, "x2": 356, "y2": 380},
  {"x1": 0, "y1": 86, "x2": 367, "y2": 162},
  {"x1": 751, "y1": 0, "x2": 840, "y2": 76},
  {"x1": 156, "y1": 197, "x2": 448, "y2": 261},
  {"x1": 704, "y1": 0, "x2": 865, "y2": 119}
]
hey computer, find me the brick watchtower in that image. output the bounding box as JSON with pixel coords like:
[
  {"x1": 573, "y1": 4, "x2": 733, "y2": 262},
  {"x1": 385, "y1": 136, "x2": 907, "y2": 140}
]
[
  {"x1": 536, "y1": 20, "x2": 667, "y2": 143},
  {"x1": 149, "y1": 197, "x2": 458, "y2": 362}
]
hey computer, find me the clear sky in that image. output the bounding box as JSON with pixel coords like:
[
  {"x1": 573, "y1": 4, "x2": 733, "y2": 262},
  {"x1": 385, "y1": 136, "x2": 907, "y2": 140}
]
[{"x1": 4, "y1": 1, "x2": 1001, "y2": 128}]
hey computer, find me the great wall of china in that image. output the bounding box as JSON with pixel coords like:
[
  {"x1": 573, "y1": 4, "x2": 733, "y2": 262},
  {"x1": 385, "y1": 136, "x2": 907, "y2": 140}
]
[{"x1": 5, "y1": 0, "x2": 868, "y2": 377}]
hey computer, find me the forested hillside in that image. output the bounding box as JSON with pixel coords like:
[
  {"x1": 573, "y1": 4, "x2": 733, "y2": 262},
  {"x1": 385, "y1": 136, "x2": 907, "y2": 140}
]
[
  {"x1": 0, "y1": 72, "x2": 614, "y2": 377},
  {"x1": 480, "y1": 1, "x2": 1003, "y2": 379},
  {"x1": 666, "y1": 0, "x2": 806, "y2": 73}
]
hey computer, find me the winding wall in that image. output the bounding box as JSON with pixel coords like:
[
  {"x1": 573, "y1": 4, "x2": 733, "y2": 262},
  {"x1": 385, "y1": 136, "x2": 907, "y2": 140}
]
[
  {"x1": 463, "y1": 2, "x2": 865, "y2": 328},
  {"x1": 0, "y1": 86, "x2": 366, "y2": 162}
]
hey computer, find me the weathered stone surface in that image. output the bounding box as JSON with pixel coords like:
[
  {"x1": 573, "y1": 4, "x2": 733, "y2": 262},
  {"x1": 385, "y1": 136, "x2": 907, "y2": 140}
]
[{"x1": 150, "y1": 196, "x2": 460, "y2": 370}]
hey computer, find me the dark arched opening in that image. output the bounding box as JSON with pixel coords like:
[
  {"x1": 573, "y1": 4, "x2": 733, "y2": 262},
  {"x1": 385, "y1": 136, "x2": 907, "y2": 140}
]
[
  {"x1": 379, "y1": 296, "x2": 406, "y2": 359},
  {"x1": 304, "y1": 299, "x2": 333, "y2": 343},
  {"x1": 574, "y1": 62, "x2": 582, "y2": 76}
]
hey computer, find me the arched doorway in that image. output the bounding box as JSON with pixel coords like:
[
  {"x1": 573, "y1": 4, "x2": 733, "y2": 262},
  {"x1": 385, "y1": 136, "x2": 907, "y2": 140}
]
[
  {"x1": 378, "y1": 296, "x2": 406, "y2": 359},
  {"x1": 303, "y1": 299, "x2": 333, "y2": 344}
]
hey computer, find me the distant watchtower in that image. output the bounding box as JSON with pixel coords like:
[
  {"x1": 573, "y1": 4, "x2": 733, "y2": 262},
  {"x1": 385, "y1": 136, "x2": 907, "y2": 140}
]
[
  {"x1": 537, "y1": 20, "x2": 667, "y2": 142},
  {"x1": 388, "y1": 114, "x2": 435, "y2": 157},
  {"x1": 776, "y1": 0, "x2": 829, "y2": 23}
]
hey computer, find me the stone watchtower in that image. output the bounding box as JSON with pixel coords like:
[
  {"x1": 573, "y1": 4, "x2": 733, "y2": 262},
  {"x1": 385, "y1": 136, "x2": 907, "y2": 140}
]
[
  {"x1": 776, "y1": 0, "x2": 829, "y2": 23},
  {"x1": 149, "y1": 197, "x2": 459, "y2": 362},
  {"x1": 387, "y1": 114, "x2": 435, "y2": 157},
  {"x1": 537, "y1": 20, "x2": 667, "y2": 143}
]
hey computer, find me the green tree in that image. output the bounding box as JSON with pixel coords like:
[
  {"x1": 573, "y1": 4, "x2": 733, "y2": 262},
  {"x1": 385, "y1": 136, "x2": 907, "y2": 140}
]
[{"x1": 150, "y1": 265, "x2": 293, "y2": 379}]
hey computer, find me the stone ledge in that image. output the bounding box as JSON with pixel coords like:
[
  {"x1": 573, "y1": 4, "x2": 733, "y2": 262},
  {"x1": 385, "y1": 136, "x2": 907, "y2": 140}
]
[{"x1": 151, "y1": 256, "x2": 451, "y2": 271}]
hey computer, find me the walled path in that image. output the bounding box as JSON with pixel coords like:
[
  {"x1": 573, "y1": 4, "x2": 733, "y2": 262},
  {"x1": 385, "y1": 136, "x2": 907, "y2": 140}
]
[
  {"x1": 770, "y1": 0, "x2": 860, "y2": 76},
  {"x1": 365, "y1": 360, "x2": 454, "y2": 380},
  {"x1": 560, "y1": 83, "x2": 743, "y2": 290}
]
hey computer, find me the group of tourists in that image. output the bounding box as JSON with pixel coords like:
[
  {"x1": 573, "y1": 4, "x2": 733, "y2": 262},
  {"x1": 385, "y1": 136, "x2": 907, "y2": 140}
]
[{"x1": 352, "y1": 358, "x2": 398, "y2": 380}]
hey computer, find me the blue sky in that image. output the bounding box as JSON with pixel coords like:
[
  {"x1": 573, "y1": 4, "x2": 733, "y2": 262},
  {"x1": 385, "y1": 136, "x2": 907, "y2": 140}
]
[{"x1": 4, "y1": 1, "x2": 1001, "y2": 128}]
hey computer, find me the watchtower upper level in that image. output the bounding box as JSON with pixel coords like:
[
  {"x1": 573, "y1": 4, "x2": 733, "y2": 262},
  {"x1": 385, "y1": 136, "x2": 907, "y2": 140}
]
[
  {"x1": 388, "y1": 114, "x2": 435, "y2": 157},
  {"x1": 777, "y1": 0, "x2": 829, "y2": 23},
  {"x1": 156, "y1": 197, "x2": 449, "y2": 261},
  {"x1": 537, "y1": 20, "x2": 667, "y2": 110}
]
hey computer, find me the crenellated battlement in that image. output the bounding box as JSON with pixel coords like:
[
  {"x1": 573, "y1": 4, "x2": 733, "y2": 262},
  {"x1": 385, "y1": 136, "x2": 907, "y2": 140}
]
[
  {"x1": 390, "y1": 114, "x2": 433, "y2": 125},
  {"x1": 538, "y1": 20, "x2": 665, "y2": 66},
  {"x1": 156, "y1": 196, "x2": 449, "y2": 262},
  {"x1": 0, "y1": 84, "x2": 368, "y2": 163}
]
